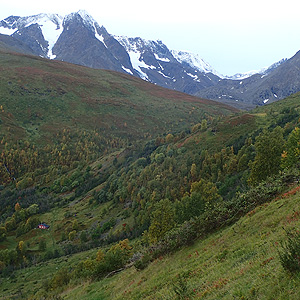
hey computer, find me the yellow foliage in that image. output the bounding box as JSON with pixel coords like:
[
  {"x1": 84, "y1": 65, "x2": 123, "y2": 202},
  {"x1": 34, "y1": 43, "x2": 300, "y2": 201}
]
[
  {"x1": 119, "y1": 239, "x2": 132, "y2": 250},
  {"x1": 96, "y1": 249, "x2": 105, "y2": 261},
  {"x1": 84, "y1": 258, "x2": 94, "y2": 270}
]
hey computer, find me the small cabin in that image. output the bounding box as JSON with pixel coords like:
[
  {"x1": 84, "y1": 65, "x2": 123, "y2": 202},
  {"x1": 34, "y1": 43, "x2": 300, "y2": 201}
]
[{"x1": 37, "y1": 223, "x2": 50, "y2": 230}]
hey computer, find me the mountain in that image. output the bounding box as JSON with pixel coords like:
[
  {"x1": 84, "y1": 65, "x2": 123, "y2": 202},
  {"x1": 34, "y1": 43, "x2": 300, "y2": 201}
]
[
  {"x1": 196, "y1": 57, "x2": 293, "y2": 109},
  {"x1": 0, "y1": 11, "x2": 220, "y2": 95},
  {"x1": 222, "y1": 59, "x2": 286, "y2": 80},
  {"x1": 115, "y1": 36, "x2": 220, "y2": 94},
  {"x1": 0, "y1": 11, "x2": 134, "y2": 74},
  {"x1": 171, "y1": 50, "x2": 220, "y2": 75},
  {"x1": 0, "y1": 10, "x2": 299, "y2": 109}
]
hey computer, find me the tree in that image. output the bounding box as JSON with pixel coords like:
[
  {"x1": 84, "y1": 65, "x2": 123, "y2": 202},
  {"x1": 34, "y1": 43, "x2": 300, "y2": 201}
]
[
  {"x1": 15, "y1": 202, "x2": 21, "y2": 212},
  {"x1": 80, "y1": 231, "x2": 88, "y2": 243},
  {"x1": 176, "y1": 179, "x2": 221, "y2": 223},
  {"x1": 96, "y1": 249, "x2": 105, "y2": 262},
  {"x1": 282, "y1": 127, "x2": 300, "y2": 169},
  {"x1": 18, "y1": 240, "x2": 27, "y2": 256},
  {"x1": 191, "y1": 179, "x2": 221, "y2": 204},
  {"x1": 165, "y1": 133, "x2": 174, "y2": 143},
  {"x1": 27, "y1": 204, "x2": 39, "y2": 216},
  {"x1": 0, "y1": 227, "x2": 6, "y2": 242},
  {"x1": 201, "y1": 119, "x2": 208, "y2": 131},
  {"x1": 190, "y1": 163, "x2": 197, "y2": 181},
  {"x1": 249, "y1": 127, "x2": 284, "y2": 185},
  {"x1": 148, "y1": 199, "x2": 175, "y2": 243},
  {"x1": 72, "y1": 219, "x2": 79, "y2": 231},
  {"x1": 68, "y1": 230, "x2": 77, "y2": 241}
]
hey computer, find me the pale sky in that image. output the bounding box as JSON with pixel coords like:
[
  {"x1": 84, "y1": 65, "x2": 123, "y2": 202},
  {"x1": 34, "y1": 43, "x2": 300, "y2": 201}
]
[{"x1": 1, "y1": 0, "x2": 299, "y2": 76}]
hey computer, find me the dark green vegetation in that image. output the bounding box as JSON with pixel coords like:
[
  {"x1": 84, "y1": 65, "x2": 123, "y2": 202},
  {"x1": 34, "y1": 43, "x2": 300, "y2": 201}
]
[{"x1": 1, "y1": 49, "x2": 300, "y2": 299}]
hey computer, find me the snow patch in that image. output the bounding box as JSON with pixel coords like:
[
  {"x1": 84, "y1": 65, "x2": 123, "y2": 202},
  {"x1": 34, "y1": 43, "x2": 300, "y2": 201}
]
[
  {"x1": 122, "y1": 66, "x2": 133, "y2": 75},
  {"x1": 154, "y1": 53, "x2": 170, "y2": 62},
  {"x1": 127, "y1": 50, "x2": 151, "y2": 80},
  {"x1": 0, "y1": 13, "x2": 64, "y2": 59},
  {"x1": 93, "y1": 23, "x2": 107, "y2": 48},
  {"x1": 36, "y1": 15, "x2": 63, "y2": 58},
  {"x1": 187, "y1": 73, "x2": 201, "y2": 82},
  {"x1": 0, "y1": 27, "x2": 15, "y2": 35},
  {"x1": 158, "y1": 71, "x2": 172, "y2": 79}
]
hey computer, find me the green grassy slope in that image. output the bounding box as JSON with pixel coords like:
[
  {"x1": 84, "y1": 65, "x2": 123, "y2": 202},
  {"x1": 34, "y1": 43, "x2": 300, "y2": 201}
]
[
  {"x1": 63, "y1": 184, "x2": 300, "y2": 300},
  {"x1": 2, "y1": 179, "x2": 300, "y2": 299},
  {"x1": 0, "y1": 50, "x2": 237, "y2": 144}
]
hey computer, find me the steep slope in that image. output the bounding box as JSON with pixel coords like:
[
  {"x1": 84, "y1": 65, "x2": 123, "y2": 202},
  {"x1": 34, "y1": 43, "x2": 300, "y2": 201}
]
[
  {"x1": 1, "y1": 67, "x2": 300, "y2": 298},
  {"x1": 0, "y1": 33, "x2": 36, "y2": 54},
  {"x1": 0, "y1": 49, "x2": 237, "y2": 145},
  {"x1": 97, "y1": 184, "x2": 300, "y2": 300},
  {"x1": 0, "y1": 13, "x2": 64, "y2": 57},
  {"x1": 2, "y1": 134, "x2": 300, "y2": 299},
  {"x1": 171, "y1": 50, "x2": 219, "y2": 75},
  {"x1": 0, "y1": 11, "x2": 133, "y2": 73},
  {"x1": 115, "y1": 36, "x2": 220, "y2": 94}
]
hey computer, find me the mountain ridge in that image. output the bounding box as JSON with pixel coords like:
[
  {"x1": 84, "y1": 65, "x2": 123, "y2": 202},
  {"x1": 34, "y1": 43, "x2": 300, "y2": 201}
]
[{"x1": 0, "y1": 10, "x2": 299, "y2": 109}]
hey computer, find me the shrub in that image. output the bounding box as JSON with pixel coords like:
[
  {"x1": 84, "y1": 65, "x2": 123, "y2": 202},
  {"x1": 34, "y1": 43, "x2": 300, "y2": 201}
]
[
  {"x1": 134, "y1": 252, "x2": 152, "y2": 270},
  {"x1": 93, "y1": 239, "x2": 132, "y2": 279},
  {"x1": 0, "y1": 226, "x2": 6, "y2": 242},
  {"x1": 279, "y1": 229, "x2": 300, "y2": 273},
  {"x1": 68, "y1": 230, "x2": 77, "y2": 241},
  {"x1": 45, "y1": 268, "x2": 71, "y2": 291}
]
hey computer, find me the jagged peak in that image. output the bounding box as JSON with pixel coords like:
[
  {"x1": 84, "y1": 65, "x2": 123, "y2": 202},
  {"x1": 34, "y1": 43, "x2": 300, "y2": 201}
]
[
  {"x1": 172, "y1": 50, "x2": 219, "y2": 75},
  {"x1": 114, "y1": 35, "x2": 167, "y2": 54},
  {"x1": 0, "y1": 13, "x2": 63, "y2": 35},
  {"x1": 63, "y1": 10, "x2": 102, "y2": 29}
]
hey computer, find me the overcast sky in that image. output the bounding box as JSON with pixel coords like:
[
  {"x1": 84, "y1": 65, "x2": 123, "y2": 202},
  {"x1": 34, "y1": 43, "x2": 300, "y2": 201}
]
[{"x1": 1, "y1": 0, "x2": 299, "y2": 76}]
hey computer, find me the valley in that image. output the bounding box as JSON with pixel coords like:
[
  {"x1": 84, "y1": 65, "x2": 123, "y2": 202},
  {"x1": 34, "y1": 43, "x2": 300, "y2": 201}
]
[{"x1": 1, "y1": 19, "x2": 300, "y2": 299}]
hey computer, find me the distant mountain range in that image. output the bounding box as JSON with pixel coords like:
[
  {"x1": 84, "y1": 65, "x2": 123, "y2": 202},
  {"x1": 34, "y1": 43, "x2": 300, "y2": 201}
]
[{"x1": 0, "y1": 10, "x2": 299, "y2": 109}]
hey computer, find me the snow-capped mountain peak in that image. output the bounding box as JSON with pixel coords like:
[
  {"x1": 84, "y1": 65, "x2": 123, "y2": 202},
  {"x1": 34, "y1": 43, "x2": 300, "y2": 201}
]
[
  {"x1": 171, "y1": 50, "x2": 218, "y2": 75},
  {"x1": 63, "y1": 10, "x2": 102, "y2": 29},
  {"x1": 0, "y1": 13, "x2": 63, "y2": 58},
  {"x1": 63, "y1": 10, "x2": 107, "y2": 49},
  {"x1": 114, "y1": 36, "x2": 175, "y2": 80}
]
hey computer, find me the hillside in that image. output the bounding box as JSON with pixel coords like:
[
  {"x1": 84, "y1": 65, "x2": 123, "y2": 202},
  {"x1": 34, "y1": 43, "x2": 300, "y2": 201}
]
[
  {"x1": 0, "y1": 50, "x2": 235, "y2": 143},
  {"x1": 0, "y1": 34, "x2": 35, "y2": 55},
  {"x1": 2, "y1": 153, "x2": 300, "y2": 299},
  {"x1": 66, "y1": 183, "x2": 300, "y2": 300},
  {"x1": 1, "y1": 50, "x2": 300, "y2": 299}
]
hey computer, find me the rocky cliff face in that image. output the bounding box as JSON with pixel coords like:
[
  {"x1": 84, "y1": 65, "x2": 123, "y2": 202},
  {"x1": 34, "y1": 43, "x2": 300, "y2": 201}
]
[{"x1": 115, "y1": 36, "x2": 219, "y2": 94}]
